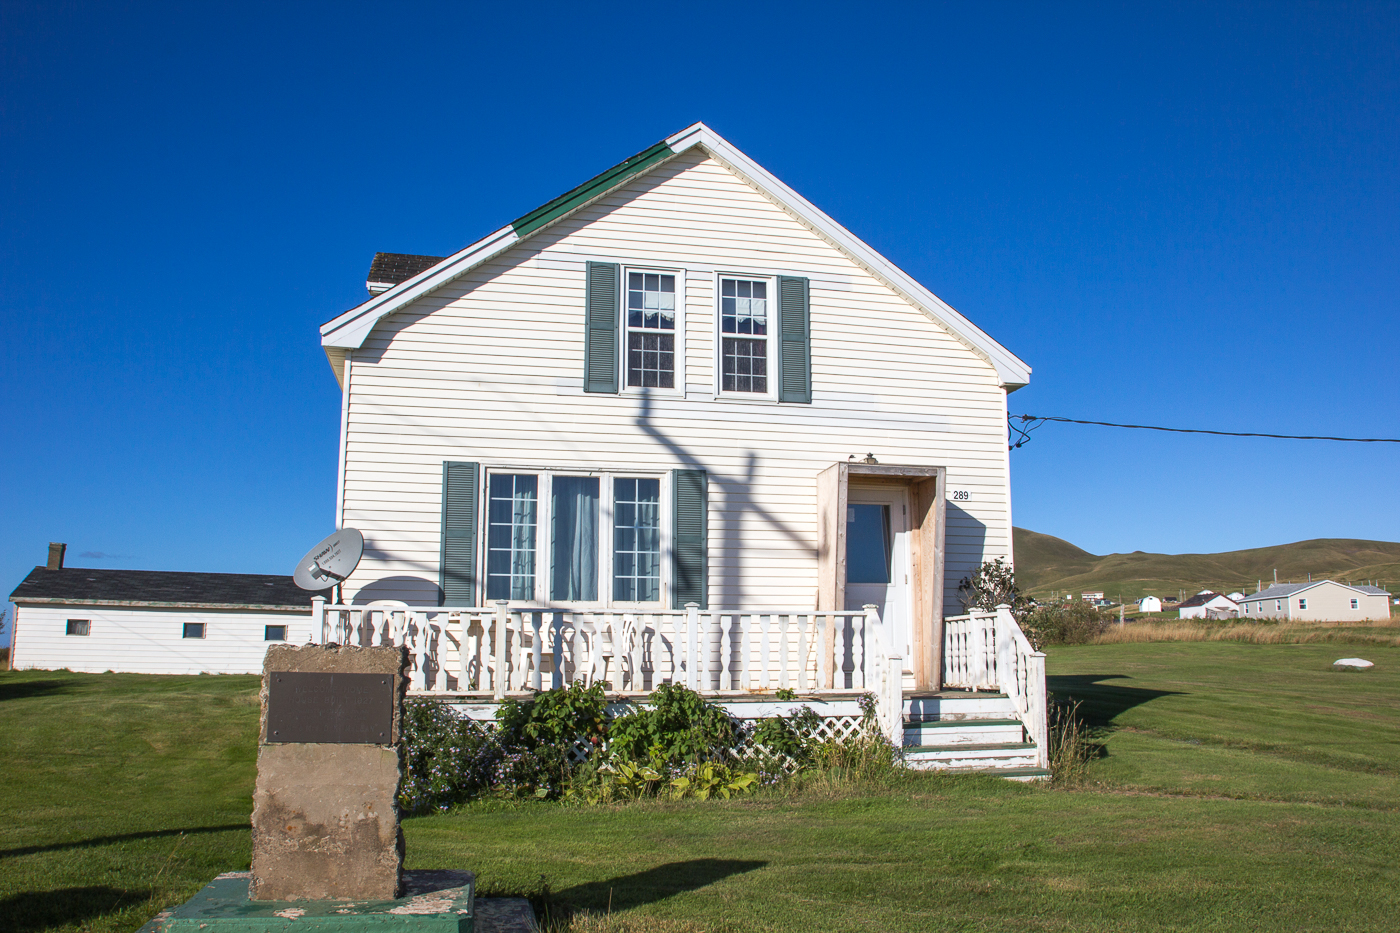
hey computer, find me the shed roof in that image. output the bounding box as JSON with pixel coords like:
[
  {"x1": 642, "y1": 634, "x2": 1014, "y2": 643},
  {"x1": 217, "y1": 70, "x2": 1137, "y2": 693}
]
[{"x1": 9, "y1": 567, "x2": 330, "y2": 610}]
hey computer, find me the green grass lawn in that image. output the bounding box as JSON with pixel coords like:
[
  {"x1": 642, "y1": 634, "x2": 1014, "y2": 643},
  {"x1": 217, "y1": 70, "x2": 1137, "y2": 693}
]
[{"x1": 2, "y1": 645, "x2": 1399, "y2": 932}]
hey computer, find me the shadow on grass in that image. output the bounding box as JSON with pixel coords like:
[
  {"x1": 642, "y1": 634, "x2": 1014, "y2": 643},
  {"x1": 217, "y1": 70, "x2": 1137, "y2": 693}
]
[
  {"x1": 0, "y1": 679, "x2": 73, "y2": 702},
  {"x1": 1048, "y1": 674, "x2": 1184, "y2": 729},
  {"x1": 537, "y1": 858, "x2": 766, "y2": 921},
  {"x1": 0, "y1": 823, "x2": 248, "y2": 859},
  {"x1": 0, "y1": 886, "x2": 149, "y2": 933}
]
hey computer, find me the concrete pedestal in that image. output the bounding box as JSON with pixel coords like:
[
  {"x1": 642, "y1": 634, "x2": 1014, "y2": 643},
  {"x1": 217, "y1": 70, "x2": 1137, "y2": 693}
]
[{"x1": 138, "y1": 871, "x2": 476, "y2": 933}]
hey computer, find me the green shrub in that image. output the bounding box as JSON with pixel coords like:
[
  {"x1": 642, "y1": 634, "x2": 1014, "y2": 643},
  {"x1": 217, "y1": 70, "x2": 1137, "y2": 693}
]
[
  {"x1": 1020, "y1": 601, "x2": 1111, "y2": 647},
  {"x1": 751, "y1": 705, "x2": 822, "y2": 766},
  {"x1": 606, "y1": 683, "x2": 737, "y2": 767},
  {"x1": 399, "y1": 699, "x2": 501, "y2": 814},
  {"x1": 494, "y1": 681, "x2": 608, "y2": 794}
]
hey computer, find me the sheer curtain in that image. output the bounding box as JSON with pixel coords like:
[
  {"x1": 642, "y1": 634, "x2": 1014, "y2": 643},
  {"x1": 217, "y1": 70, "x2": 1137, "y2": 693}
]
[{"x1": 551, "y1": 476, "x2": 599, "y2": 601}]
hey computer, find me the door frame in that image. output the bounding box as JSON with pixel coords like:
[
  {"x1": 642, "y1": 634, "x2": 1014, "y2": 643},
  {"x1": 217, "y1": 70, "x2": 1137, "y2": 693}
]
[{"x1": 817, "y1": 462, "x2": 946, "y2": 692}]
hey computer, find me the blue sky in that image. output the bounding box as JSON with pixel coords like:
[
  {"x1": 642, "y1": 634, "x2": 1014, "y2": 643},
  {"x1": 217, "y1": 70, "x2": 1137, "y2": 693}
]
[{"x1": 2, "y1": 1, "x2": 1397, "y2": 632}]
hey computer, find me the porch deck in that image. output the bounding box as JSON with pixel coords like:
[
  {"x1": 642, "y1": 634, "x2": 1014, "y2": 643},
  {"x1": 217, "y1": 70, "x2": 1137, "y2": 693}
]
[{"x1": 307, "y1": 600, "x2": 1048, "y2": 776}]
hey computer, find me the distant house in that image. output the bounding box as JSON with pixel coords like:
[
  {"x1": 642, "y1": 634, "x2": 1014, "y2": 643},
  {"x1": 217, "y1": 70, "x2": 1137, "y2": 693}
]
[
  {"x1": 7, "y1": 543, "x2": 329, "y2": 674},
  {"x1": 1137, "y1": 595, "x2": 1162, "y2": 613},
  {"x1": 1226, "y1": 592, "x2": 1245, "y2": 602},
  {"x1": 1081, "y1": 591, "x2": 1104, "y2": 603},
  {"x1": 1239, "y1": 581, "x2": 1391, "y2": 621},
  {"x1": 1178, "y1": 591, "x2": 1239, "y2": 620}
]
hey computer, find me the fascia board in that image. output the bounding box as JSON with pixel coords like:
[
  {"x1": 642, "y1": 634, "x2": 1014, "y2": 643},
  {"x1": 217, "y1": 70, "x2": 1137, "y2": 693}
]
[
  {"x1": 320, "y1": 225, "x2": 521, "y2": 348},
  {"x1": 667, "y1": 123, "x2": 1032, "y2": 390}
]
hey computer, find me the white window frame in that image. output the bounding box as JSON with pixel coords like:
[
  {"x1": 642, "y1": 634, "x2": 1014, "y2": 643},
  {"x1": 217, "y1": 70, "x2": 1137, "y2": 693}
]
[
  {"x1": 1350, "y1": 598, "x2": 1360, "y2": 610},
  {"x1": 481, "y1": 466, "x2": 671, "y2": 609},
  {"x1": 66, "y1": 619, "x2": 90, "y2": 636},
  {"x1": 1298, "y1": 598, "x2": 1307, "y2": 610},
  {"x1": 713, "y1": 272, "x2": 778, "y2": 400},
  {"x1": 620, "y1": 265, "x2": 686, "y2": 397}
]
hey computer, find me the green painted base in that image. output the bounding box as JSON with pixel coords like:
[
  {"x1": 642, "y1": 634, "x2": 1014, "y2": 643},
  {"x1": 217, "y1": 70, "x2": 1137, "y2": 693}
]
[{"x1": 138, "y1": 871, "x2": 474, "y2": 933}]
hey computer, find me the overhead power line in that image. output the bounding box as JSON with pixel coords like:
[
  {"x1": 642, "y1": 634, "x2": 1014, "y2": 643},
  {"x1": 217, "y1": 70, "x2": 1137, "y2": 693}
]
[{"x1": 1008, "y1": 414, "x2": 1400, "y2": 450}]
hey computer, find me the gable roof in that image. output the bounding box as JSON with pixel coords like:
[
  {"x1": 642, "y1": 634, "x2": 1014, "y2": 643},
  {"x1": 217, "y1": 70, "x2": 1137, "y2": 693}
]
[
  {"x1": 1178, "y1": 592, "x2": 1238, "y2": 608},
  {"x1": 1242, "y1": 580, "x2": 1392, "y2": 601},
  {"x1": 9, "y1": 566, "x2": 330, "y2": 611},
  {"x1": 320, "y1": 122, "x2": 1030, "y2": 391}
]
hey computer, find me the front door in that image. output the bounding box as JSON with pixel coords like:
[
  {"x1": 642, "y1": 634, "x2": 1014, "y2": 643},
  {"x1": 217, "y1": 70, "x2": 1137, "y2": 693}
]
[{"x1": 845, "y1": 487, "x2": 911, "y2": 659}]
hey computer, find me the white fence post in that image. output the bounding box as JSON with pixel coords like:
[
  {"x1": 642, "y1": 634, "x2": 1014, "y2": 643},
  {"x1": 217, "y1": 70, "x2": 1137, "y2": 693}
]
[
  {"x1": 492, "y1": 601, "x2": 508, "y2": 700},
  {"x1": 310, "y1": 596, "x2": 325, "y2": 645},
  {"x1": 685, "y1": 603, "x2": 700, "y2": 691}
]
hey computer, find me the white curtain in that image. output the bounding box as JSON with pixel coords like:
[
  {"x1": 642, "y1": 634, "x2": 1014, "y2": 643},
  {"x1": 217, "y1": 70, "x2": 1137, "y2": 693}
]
[{"x1": 551, "y1": 476, "x2": 599, "y2": 601}]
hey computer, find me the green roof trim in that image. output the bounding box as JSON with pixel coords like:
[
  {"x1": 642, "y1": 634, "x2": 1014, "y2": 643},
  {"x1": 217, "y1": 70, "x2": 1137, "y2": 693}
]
[{"x1": 510, "y1": 140, "x2": 675, "y2": 237}]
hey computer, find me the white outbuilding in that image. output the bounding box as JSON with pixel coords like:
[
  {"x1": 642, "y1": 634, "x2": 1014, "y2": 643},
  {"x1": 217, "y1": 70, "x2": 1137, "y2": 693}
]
[
  {"x1": 1137, "y1": 596, "x2": 1162, "y2": 613},
  {"x1": 1177, "y1": 591, "x2": 1240, "y2": 620},
  {"x1": 7, "y1": 543, "x2": 330, "y2": 674}
]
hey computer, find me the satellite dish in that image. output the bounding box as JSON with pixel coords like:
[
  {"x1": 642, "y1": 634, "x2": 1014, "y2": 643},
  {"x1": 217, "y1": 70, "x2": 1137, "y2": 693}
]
[{"x1": 294, "y1": 528, "x2": 364, "y2": 591}]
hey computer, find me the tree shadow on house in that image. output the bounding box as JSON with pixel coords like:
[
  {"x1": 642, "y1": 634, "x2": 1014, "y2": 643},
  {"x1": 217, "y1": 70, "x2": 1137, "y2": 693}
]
[
  {"x1": 0, "y1": 886, "x2": 150, "y2": 933},
  {"x1": 533, "y1": 858, "x2": 767, "y2": 923},
  {"x1": 1047, "y1": 673, "x2": 1185, "y2": 729}
]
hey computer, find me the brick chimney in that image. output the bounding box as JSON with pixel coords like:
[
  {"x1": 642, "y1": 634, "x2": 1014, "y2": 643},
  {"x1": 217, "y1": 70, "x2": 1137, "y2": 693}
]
[{"x1": 47, "y1": 542, "x2": 66, "y2": 570}]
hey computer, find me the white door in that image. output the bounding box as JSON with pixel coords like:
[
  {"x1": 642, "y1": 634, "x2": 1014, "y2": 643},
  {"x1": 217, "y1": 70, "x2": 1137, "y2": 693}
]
[{"x1": 844, "y1": 487, "x2": 911, "y2": 658}]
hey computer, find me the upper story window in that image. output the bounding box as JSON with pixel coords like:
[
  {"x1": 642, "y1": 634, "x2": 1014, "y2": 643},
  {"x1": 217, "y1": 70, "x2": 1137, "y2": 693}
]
[
  {"x1": 625, "y1": 271, "x2": 677, "y2": 389},
  {"x1": 719, "y1": 277, "x2": 771, "y2": 395}
]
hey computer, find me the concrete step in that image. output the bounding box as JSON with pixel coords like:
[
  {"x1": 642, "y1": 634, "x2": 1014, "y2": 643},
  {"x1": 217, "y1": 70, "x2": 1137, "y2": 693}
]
[
  {"x1": 905, "y1": 692, "x2": 1016, "y2": 721},
  {"x1": 904, "y1": 741, "x2": 1040, "y2": 772},
  {"x1": 903, "y1": 718, "x2": 1024, "y2": 747}
]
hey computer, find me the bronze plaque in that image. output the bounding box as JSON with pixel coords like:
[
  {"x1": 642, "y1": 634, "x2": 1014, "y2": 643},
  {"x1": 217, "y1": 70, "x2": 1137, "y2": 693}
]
[{"x1": 266, "y1": 672, "x2": 394, "y2": 744}]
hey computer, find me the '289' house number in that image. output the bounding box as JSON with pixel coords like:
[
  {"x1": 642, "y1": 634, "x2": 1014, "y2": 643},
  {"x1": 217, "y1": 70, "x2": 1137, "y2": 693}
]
[{"x1": 950, "y1": 490, "x2": 970, "y2": 501}]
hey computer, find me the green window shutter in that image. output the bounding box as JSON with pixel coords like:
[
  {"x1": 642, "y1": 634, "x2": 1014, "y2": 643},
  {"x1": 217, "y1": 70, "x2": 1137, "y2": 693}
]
[
  {"x1": 440, "y1": 461, "x2": 479, "y2": 606},
  {"x1": 777, "y1": 276, "x2": 811, "y2": 403},
  {"x1": 671, "y1": 469, "x2": 708, "y2": 609},
  {"x1": 584, "y1": 261, "x2": 620, "y2": 393}
]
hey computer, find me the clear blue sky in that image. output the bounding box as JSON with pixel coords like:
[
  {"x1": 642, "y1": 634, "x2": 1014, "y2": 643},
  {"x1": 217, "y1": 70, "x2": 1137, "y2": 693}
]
[{"x1": 3, "y1": 1, "x2": 1397, "y2": 634}]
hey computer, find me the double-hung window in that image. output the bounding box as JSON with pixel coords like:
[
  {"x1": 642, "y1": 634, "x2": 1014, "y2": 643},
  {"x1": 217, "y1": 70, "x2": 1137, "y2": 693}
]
[
  {"x1": 718, "y1": 276, "x2": 772, "y2": 395},
  {"x1": 484, "y1": 470, "x2": 664, "y2": 605},
  {"x1": 625, "y1": 271, "x2": 677, "y2": 389},
  {"x1": 1298, "y1": 598, "x2": 1307, "y2": 610}
]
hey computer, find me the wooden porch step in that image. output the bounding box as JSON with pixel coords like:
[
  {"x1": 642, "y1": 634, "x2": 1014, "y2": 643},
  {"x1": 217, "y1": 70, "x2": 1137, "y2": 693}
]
[
  {"x1": 903, "y1": 719, "x2": 1024, "y2": 747},
  {"x1": 904, "y1": 741, "x2": 1041, "y2": 773}
]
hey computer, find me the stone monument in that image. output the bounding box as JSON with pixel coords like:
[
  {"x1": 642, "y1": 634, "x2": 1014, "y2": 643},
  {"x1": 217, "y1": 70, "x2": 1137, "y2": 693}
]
[
  {"x1": 137, "y1": 642, "x2": 497, "y2": 932},
  {"x1": 251, "y1": 643, "x2": 407, "y2": 900}
]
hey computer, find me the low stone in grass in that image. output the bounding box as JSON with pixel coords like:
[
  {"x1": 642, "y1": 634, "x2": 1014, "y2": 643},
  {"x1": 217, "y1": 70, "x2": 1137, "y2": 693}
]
[{"x1": 1333, "y1": 658, "x2": 1374, "y2": 671}]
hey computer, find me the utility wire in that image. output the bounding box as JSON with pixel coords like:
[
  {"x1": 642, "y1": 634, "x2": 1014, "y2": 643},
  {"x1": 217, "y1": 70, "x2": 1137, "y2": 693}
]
[{"x1": 1009, "y1": 414, "x2": 1400, "y2": 448}]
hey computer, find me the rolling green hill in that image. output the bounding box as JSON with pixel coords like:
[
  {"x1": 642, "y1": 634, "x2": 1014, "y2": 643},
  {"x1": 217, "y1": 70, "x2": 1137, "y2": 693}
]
[{"x1": 1013, "y1": 527, "x2": 1400, "y2": 603}]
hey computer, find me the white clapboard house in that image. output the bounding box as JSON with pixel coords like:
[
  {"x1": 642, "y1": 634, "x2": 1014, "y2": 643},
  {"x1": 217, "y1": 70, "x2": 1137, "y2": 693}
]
[
  {"x1": 311, "y1": 123, "x2": 1047, "y2": 776},
  {"x1": 8, "y1": 543, "x2": 329, "y2": 674}
]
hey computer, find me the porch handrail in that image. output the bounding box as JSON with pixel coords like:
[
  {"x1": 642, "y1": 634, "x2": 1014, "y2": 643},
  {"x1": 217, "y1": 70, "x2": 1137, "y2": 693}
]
[
  {"x1": 941, "y1": 604, "x2": 1048, "y2": 769},
  {"x1": 309, "y1": 598, "x2": 888, "y2": 712}
]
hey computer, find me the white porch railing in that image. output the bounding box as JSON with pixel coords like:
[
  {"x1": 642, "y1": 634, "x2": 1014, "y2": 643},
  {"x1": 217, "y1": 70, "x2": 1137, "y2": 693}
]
[
  {"x1": 942, "y1": 604, "x2": 1049, "y2": 769},
  {"x1": 308, "y1": 597, "x2": 903, "y2": 740}
]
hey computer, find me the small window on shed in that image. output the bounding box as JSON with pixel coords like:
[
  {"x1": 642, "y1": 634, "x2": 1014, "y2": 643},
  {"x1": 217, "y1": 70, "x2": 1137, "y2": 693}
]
[
  {"x1": 183, "y1": 622, "x2": 206, "y2": 639},
  {"x1": 66, "y1": 619, "x2": 90, "y2": 636},
  {"x1": 1297, "y1": 598, "x2": 1307, "y2": 610},
  {"x1": 265, "y1": 624, "x2": 288, "y2": 641}
]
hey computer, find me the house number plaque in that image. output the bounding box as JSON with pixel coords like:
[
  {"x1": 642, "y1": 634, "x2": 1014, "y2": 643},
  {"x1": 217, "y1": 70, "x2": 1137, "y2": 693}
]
[{"x1": 266, "y1": 672, "x2": 394, "y2": 744}]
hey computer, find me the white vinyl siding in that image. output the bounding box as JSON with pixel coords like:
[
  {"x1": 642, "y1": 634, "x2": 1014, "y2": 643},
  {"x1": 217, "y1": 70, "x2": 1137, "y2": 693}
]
[
  {"x1": 11, "y1": 605, "x2": 314, "y2": 674},
  {"x1": 337, "y1": 148, "x2": 1013, "y2": 612}
]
